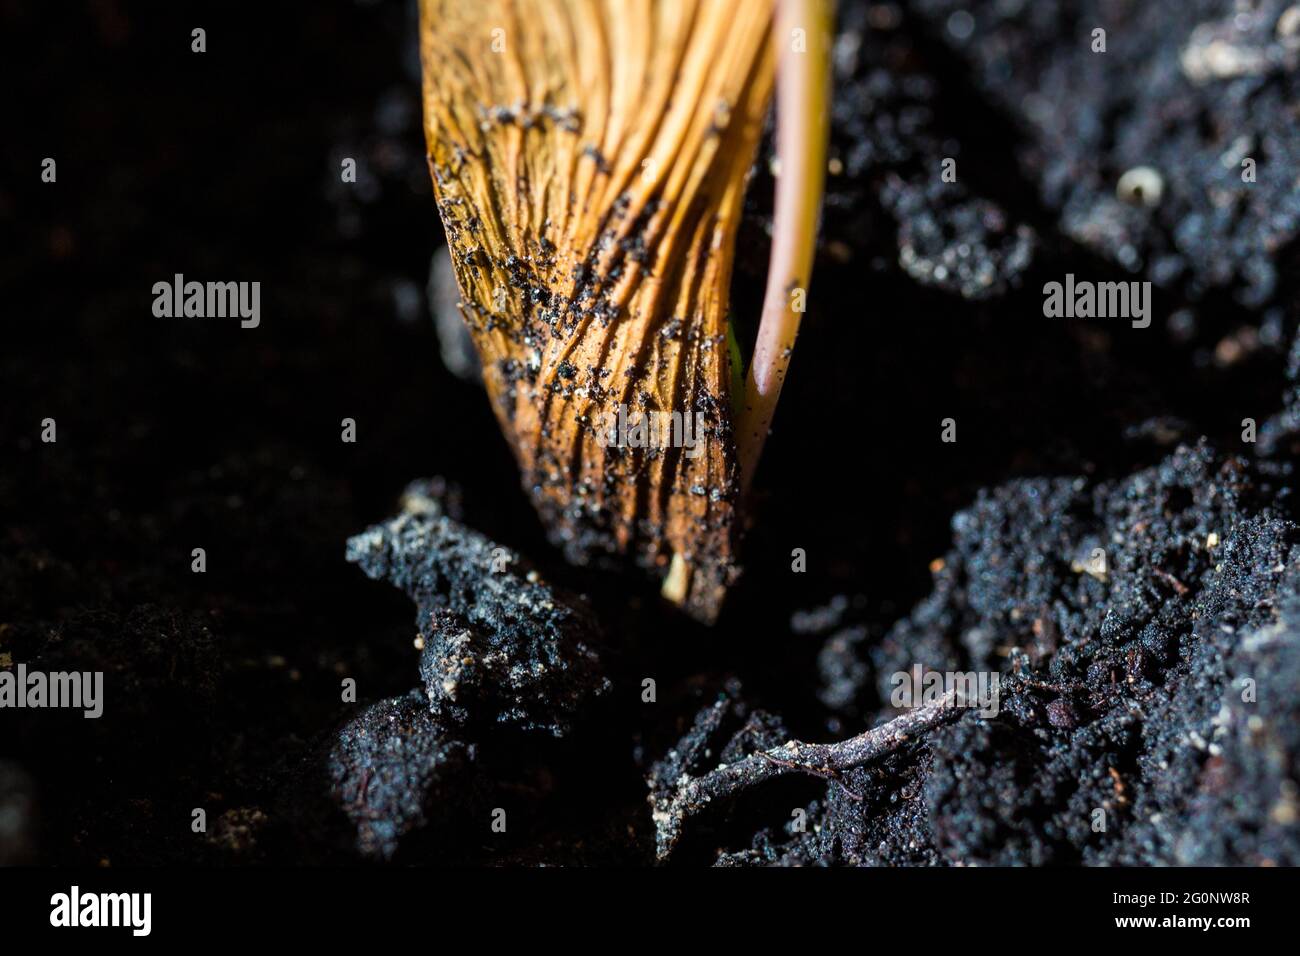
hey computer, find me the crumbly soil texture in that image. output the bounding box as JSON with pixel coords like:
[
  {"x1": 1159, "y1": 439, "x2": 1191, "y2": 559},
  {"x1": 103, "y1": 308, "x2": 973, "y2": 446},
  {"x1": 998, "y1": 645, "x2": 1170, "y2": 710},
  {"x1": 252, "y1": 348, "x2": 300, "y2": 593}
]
[{"x1": 3, "y1": 1, "x2": 1299, "y2": 865}]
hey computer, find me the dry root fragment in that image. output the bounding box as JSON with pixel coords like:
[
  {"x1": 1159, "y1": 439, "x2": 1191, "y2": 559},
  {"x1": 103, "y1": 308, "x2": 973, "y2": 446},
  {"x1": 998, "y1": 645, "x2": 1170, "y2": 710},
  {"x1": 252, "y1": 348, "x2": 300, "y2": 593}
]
[
  {"x1": 418, "y1": 0, "x2": 777, "y2": 622},
  {"x1": 650, "y1": 688, "x2": 964, "y2": 861}
]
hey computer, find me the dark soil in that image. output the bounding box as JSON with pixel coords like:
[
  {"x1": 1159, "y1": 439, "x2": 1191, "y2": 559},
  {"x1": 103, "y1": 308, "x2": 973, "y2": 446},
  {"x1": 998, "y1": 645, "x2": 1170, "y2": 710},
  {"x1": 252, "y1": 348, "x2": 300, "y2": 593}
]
[{"x1": 2, "y1": 0, "x2": 1298, "y2": 866}]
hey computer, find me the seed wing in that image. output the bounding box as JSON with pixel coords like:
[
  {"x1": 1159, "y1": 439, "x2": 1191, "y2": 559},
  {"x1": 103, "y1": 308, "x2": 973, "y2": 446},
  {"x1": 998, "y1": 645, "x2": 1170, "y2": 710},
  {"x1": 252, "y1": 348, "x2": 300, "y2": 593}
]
[{"x1": 420, "y1": 0, "x2": 775, "y2": 621}]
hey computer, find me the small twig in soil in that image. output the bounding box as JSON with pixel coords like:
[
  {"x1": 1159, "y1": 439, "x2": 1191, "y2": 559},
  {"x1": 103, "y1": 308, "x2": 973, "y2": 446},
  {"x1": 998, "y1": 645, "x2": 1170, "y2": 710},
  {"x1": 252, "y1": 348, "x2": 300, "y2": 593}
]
[
  {"x1": 758, "y1": 751, "x2": 865, "y2": 800},
  {"x1": 651, "y1": 688, "x2": 963, "y2": 861}
]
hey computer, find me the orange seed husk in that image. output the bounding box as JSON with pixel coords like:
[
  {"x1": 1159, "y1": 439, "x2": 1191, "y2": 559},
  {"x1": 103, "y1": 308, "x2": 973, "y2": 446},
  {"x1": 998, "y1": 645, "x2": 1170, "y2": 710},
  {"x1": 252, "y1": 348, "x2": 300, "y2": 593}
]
[{"x1": 419, "y1": 0, "x2": 776, "y2": 622}]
